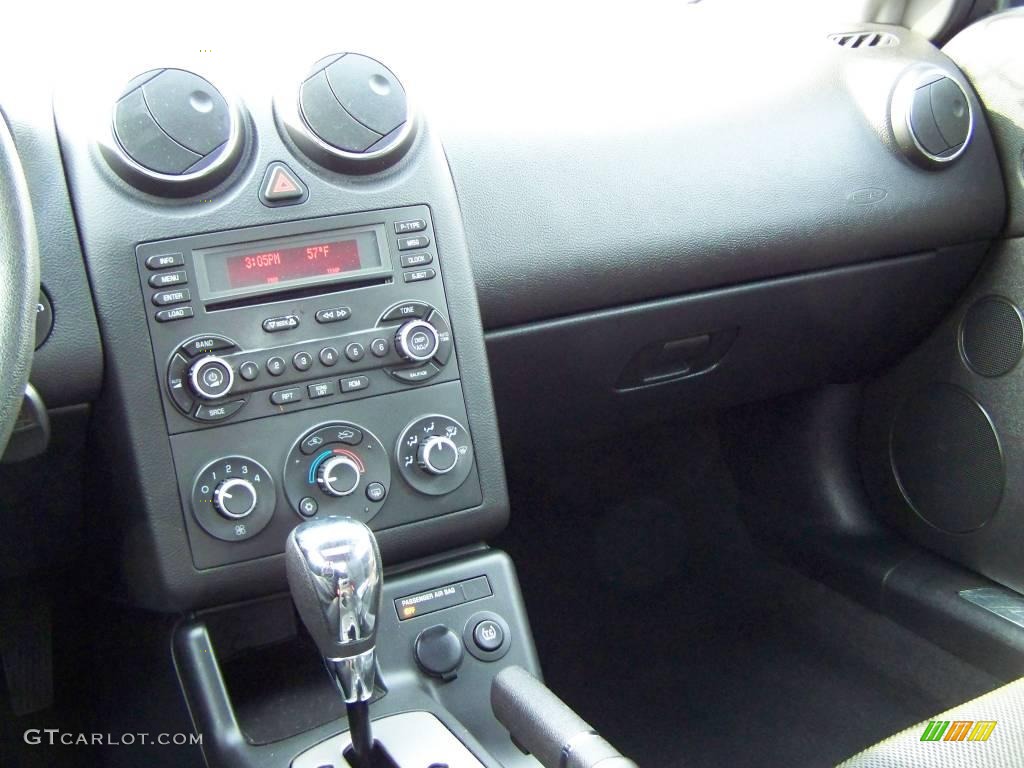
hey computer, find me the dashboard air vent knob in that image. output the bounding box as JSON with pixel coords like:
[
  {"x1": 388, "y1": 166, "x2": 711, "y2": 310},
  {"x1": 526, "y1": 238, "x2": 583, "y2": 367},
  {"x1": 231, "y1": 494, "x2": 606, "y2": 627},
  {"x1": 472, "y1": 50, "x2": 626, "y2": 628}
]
[
  {"x1": 104, "y1": 68, "x2": 244, "y2": 195},
  {"x1": 280, "y1": 53, "x2": 416, "y2": 174},
  {"x1": 891, "y1": 68, "x2": 973, "y2": 167}
]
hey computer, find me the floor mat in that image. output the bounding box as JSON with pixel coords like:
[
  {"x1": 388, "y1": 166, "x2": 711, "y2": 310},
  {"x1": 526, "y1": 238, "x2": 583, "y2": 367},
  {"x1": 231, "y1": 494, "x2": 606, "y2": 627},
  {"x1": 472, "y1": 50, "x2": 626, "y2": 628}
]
[{"x1": 495, "y1": 417, "x2": 1001, "y2": 768}]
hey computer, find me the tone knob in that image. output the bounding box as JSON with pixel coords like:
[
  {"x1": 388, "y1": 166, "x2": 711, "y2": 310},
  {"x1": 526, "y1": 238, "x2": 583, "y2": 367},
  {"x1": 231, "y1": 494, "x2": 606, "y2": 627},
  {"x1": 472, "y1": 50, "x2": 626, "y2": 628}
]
[
  {"x1": 395, "y1": 320, "x2": 439, "y2": 363},
  {"x1": 418, "y1": 435, "x2": 459, "y2": 476},
  {"x1": 213, "y1": 477, "x2": 258, "y2": 520},
  {"x1": 317, "y1": 454, "x2": 362, "y2": 497},
  {"x1": 189, "y1": 355, "x2": 235, "y2": 400}
]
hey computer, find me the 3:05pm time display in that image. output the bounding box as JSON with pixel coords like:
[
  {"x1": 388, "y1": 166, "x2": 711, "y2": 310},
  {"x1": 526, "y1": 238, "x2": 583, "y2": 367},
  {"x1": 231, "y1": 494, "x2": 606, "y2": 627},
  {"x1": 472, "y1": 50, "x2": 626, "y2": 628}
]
[{"x1": 226, "y1": 238, "x2": 362, "y2": 289}]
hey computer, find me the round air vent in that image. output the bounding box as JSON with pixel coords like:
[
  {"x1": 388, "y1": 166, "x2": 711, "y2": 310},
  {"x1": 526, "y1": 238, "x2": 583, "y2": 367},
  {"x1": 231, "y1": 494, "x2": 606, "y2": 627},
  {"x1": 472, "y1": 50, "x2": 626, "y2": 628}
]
[
  {"x1": 102, "y1": 68, "x2": 244, "y2": 195},
  {"x1": 960, "y1": 296, "x2": 1024, "y2": 378},
  {"x1": 890, "y1": 384, "x2": 1003, "y2": 533},
  {"x1": 891, "y1": 67, "x2": 973, "y2": 167},
  {"x1": 278, "y1": 53, "x2": 416, "y2": 174}
]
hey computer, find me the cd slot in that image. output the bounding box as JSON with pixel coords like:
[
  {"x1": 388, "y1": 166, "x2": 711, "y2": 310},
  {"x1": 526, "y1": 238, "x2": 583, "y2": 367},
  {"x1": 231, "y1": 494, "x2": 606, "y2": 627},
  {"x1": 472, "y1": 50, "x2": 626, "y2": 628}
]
[{"x1": 203, "y1": 275, "x2": 392, "y2": 312}]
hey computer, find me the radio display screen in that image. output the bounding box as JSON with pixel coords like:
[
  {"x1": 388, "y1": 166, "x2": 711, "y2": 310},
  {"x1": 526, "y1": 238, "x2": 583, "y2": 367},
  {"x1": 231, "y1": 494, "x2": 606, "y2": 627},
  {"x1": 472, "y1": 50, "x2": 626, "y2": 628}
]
[{"x1": 194, "y1": 225, "x2": 388, "y2": 303}]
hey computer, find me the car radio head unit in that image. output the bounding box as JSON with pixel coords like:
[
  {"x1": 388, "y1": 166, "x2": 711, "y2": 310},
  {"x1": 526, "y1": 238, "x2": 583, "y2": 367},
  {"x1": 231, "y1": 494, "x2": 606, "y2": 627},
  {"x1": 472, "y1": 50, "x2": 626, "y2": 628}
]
[{"x1": 193, "y1": 224, "x2": 391, "y2": 304}]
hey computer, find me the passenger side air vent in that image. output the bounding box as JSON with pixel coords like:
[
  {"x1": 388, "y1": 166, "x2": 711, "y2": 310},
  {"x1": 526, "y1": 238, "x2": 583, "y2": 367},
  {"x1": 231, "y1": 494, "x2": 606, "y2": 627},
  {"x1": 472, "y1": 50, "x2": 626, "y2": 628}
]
[
  {"x1": 277, "y1": 53, "x2": 416, "y2": 175},
  {"x1": 828, "y1": 31, "x2": 899, "y2": 48}
]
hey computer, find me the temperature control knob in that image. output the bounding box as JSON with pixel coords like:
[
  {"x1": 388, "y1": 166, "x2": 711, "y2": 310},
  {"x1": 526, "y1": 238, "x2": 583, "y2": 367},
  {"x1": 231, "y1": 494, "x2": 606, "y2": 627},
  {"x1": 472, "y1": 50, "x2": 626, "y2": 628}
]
[
  {"x1": 418, "y1": 435, "x2": 459, "y2": 475},
  {"x1": 189, "y1": 355, "x2": 235, "y2": 400},
  {"x1": 317, "y1": 454, "x2": 362, "y2": 497},
  {"x1": 213, "y1": 477, "x2": 258, "y2": 519},
  {"x1": 395, "y1": 320, "x2": 440, "y2": 363}
]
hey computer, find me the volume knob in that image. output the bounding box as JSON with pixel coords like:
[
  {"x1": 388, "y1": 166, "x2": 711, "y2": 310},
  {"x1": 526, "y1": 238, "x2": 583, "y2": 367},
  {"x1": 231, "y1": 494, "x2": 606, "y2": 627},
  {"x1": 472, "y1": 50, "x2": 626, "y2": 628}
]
[
  {"x1": 189, "y1": 355, "x2": 235, "y2": 400},
  {"x1": 395, "y1": 320, "x2": 440, "y2": 363}
]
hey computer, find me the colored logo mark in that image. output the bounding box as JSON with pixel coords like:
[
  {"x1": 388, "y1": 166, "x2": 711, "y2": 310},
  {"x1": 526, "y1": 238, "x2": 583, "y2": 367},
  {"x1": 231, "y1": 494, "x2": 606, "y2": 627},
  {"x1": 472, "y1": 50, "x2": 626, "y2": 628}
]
[{"x1": 920, "y1": 720, "x2": 996, "y2": 742}]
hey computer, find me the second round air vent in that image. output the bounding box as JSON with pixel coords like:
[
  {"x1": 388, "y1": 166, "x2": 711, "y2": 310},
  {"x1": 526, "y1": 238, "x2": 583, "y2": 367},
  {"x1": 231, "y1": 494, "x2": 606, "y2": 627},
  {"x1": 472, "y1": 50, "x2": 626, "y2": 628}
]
[
  {"x1": 280, "y1": 53, "x2": 416, "y2": 174},
  {"x1": 104, "y1": 68, "x2": 244, "y2": 195}
]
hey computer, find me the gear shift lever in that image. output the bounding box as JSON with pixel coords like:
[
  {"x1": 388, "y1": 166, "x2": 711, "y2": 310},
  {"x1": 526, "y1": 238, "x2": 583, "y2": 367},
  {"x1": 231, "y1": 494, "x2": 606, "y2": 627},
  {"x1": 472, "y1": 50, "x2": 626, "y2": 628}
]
[{"x1": 286, "y1": 518, "x2": 383, "y2": 768}]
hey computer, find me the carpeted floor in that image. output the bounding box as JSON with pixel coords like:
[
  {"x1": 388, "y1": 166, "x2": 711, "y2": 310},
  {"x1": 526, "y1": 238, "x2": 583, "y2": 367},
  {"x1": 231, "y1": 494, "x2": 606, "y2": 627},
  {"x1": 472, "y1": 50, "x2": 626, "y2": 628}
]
[{"x1": 495, "y1": 417, "x2": 1002, "y2": 767}]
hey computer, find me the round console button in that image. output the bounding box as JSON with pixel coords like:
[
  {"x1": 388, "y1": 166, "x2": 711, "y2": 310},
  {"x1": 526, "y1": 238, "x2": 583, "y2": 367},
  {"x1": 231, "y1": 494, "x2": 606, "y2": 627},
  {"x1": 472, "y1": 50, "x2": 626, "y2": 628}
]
[
  {"x1": 267, "y1": 356, "x2": 286, "y2": 376},
  {"x1": 189, "y1": 356, "x2": 234, "y2": 400},
  {"x1": 298, "y1": 496, "x2": 319, "y2": 517},
  {"x1": 473, "y1": 619, "x2": 504, "y2": 652},
  {"x1": 239, "y1": 361, "x2": 260, "y2": 381},
  {"x1": 345, "y1": 342, "x2": 365, "y2": 362},
  {"x1": 293, "y1": 351, "x2": 313, "y2": 372},
  {"x1": 319, "y1": 346, "x2": 339, "y2": 366},
  {"x1": 370, "y1": 338, "x2": 389, "y2": 357},
  {"x1": 365, "y1": 482, "x2": 386, "y2": 502}
]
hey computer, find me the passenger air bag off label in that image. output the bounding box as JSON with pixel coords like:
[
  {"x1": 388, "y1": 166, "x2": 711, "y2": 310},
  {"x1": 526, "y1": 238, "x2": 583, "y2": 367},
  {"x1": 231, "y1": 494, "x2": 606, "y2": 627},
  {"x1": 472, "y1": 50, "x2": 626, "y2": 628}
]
[{"x1": 395, "y1": 576, "x2": 492, "y2": 620}]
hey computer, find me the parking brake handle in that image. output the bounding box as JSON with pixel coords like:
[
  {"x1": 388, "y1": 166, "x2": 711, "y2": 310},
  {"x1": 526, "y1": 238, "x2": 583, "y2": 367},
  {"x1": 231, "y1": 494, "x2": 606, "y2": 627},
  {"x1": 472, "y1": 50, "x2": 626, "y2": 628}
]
[{"x1": 491, "y1": 665, "x2": 638, "y2": 768}]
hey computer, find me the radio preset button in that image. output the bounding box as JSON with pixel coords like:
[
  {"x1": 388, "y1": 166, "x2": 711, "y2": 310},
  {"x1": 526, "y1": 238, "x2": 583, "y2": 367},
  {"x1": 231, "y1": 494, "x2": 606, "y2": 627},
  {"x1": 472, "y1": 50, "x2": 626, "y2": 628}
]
[
  {"x1": 315, "y1": 307, "x2": 351, "y2": 324},
  {"x1": 262, "y1": 315, "x2": 300, "y2": 333},
  {"x1": 271, "y1": 388, "x2": 302, "y2": 405},
  {"x1": 370, "y1": 338, "x2": 389, "y2": 357},
  {"x1": 319, "y1": 346, "x2": 339, "y2": 366},
  {"x1": 344, "y1": 342, "x2": 365, "y2": 362},
  {"x1": 145, "y1": 252, "x2": 184, "y2": 270},
  {"x1": 400, "y1": 252, "x2": 433, "y2": 269},
  {"x1": 403, "y1": 268, "x2": 436, "y2": 283},
  {"x1": 397, "y1": 235, "x2": 430, "y2": 251},
  {"x1": 238, "y1": 361, "x2": 260, "y2": 381},
  {"x1": 152, "y1": 288, "x2": 191, "y2": 306},
  {"x1": 266, "y1": 357, "x2": 286, "y2": 376},
  {"x1": 394, "y1": 219, "x2": 426, "y2": 234},
  {"x1": 308, "y1": 381, "x2": 335, "y2": 399},
  {"x1": 293, "y1": 351, "x2": 313, "y2": 372},
  {"x1": 149, "y1": 270, "x2": 188, "y2": 288},
  {"x1": 194, "y1": 400, "x2": 245, "y2": 422},
  {"x1": 381, "y1": 301, "x2": 431, "y2": 322},
  {"x1": 155, "y1": 307, "x2": 194, "y2": 322},
  {"x1": 340, "y1": 375, "x2": 369, "y2": 393}
]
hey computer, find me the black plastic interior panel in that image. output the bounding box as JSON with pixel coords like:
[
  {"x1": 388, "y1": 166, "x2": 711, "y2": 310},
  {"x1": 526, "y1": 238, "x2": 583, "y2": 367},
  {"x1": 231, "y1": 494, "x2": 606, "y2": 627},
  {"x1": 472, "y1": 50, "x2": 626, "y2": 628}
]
[
  {"x1": 862, "y1": 237, "x2": 1024, "y2": 595},
  {"x1": 489, "y1": 245, "x2": 985, "y2": 447},
  {"x1": 945, "y1": 8, "x2": 1024, "y2": 238},
  {"x1": 440, "y1": 25, "x2": 1004, "y2": 329}
]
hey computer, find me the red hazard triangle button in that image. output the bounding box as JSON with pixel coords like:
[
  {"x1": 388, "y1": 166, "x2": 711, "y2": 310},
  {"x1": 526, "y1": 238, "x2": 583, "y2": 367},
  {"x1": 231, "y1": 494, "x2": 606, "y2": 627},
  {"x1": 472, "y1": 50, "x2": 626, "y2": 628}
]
[{"x1": 259, "y1": 162, "x2": 307, "y2": 206}]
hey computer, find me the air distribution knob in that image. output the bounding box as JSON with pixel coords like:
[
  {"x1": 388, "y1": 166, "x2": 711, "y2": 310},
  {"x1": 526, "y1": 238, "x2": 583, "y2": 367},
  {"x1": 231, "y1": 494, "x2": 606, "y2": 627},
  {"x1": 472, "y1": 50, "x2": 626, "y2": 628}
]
[
  {"x1": 418, "y1": 435, "x2": 459, "y2": 475},
  {"x1": 395, "y1": 320, "x2": 440, "y2": 363},
  {"x1": 317, "y1": 454, "x2": 362, "y2": 497},
  {"x1": 213, "y1": 477, "x2": 258, "y2": 520}
]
